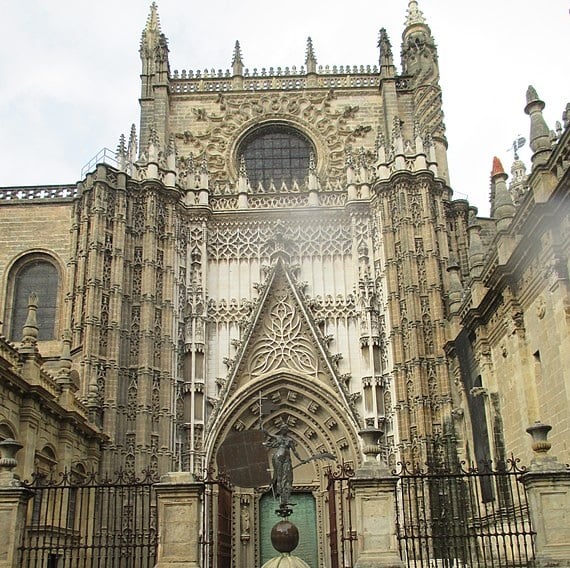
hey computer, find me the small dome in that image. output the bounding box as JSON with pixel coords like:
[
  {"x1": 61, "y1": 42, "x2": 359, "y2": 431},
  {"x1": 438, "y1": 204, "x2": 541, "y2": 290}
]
[{"x1": 262, "y1": 553, "x2": 312, "y2": 568}]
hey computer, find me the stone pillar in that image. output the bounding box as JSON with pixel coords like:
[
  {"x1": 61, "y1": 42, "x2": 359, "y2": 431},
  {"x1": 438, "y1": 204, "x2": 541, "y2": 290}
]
[
  {"x1": 351, "y1": 428, "x2": 403, "y2": 568},
  {"x1": 520, "y1": 422, "x2": 570, "y2": 568},
  {"x1": 0, "y1": 439, "x2": 32, "y2": 568},
  {"x1": 154, "y1": 472, "x2": 204, "y2": 568}
]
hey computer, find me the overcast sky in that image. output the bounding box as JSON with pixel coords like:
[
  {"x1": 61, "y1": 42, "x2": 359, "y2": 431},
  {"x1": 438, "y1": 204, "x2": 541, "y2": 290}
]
[{"x1": 0, "y1": 0, "x2": 568, "y2": 216}]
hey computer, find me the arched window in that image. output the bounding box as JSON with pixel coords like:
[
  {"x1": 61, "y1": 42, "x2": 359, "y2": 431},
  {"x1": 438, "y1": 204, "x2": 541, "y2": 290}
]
[
  {"x1": 239, "y1": 125, "x2": 313, "y2": 189},
  {"x1": 8, "y1": 257, "x2": 59, "y2": 341}
]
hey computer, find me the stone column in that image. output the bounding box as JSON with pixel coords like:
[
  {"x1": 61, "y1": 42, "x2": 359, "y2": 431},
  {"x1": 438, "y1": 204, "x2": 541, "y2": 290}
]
[
  {"x1": 351, "y1": 428, "x2": 403, "y2": 568},
  {"x1": 0, "y1": 439, "x2": 32, "y2": 568},
  {"x1": 520, "y1": 422, "x2": 570, "y2": 568},
  {"x1": 154, "y1": 472, "x2": 204, "y2": 568}
]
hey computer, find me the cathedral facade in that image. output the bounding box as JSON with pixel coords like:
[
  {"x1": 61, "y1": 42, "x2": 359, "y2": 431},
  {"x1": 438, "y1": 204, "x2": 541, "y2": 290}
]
[{"x1": 0, "y1": 1, "x2": 569, "y2": 563}]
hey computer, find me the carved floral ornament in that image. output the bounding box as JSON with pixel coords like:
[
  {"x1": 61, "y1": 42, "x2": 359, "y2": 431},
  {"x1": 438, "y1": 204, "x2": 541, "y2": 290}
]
[{"x1": 174, "y1": 91, "x2": 372, "y2": 184}]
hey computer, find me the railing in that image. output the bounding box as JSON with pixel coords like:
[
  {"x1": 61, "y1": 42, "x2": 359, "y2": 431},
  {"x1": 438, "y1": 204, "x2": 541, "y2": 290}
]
[
  {"x1": 395, "y1": 457, "x2": 536, "y2": 567},
  {"x1": 19, "y1": 469, "x2": 159, "y2": 568},
  {"x1": 0, "y1": 184, "x2": 77, "y2": 202}
]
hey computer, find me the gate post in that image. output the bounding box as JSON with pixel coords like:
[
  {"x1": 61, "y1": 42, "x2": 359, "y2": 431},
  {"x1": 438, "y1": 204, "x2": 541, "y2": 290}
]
[
  {"x1": 0, "y1": 439, "x2": 32, "y2": 568},
  {"x1": 520, "y1": 422, "x2": 570, "y2": 568},
  {"x1": 351, "y1": 429, "x2": 403, "y2": 568},
  {"x1": 154, "y1": 472, "x2": 204, "y2": 568}
]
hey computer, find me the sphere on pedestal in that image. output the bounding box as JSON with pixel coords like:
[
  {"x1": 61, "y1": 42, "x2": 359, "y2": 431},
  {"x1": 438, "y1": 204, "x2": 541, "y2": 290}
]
[{"x1": 271, "y1": 520, "x2": 299, "y2": 553}]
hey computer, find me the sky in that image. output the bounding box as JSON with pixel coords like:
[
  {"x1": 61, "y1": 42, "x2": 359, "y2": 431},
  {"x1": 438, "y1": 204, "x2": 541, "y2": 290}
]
[{"x1": 0, "y1": 0, "x2": 568, "y2": 216}]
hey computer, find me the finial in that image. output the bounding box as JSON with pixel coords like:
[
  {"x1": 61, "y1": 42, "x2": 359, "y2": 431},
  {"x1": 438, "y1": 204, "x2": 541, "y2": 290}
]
[
  {"x1": 490, "y1": 157, "x2": 515, "y2": 229},
  {"x1": 232, "y1": 41, "x2": 244, "y2": 76},
  {"x1": 127, "y1": 124, "x2": 138, "y2": 163},
  {"x1": 22, "y1": 293, "x2": 39, "y2": 345},
  {"x1": 406, "y1": 0, "x2": 426, "y2": 26},
  {"x1": 116, "y1": 134, "x2": 127, "y2": 171},
  {"x1": 147, "y1": 125, "x2": 160, "y2": 162},
  {"x1": 491, "y1": 156, "x2": 505, "y2": 178},
  {"x1": 145, "y1": 2, "x2": 162, "y2": 34},
  {"x1": 305, "y1": 37, "x2": 317, "y2": 74}
]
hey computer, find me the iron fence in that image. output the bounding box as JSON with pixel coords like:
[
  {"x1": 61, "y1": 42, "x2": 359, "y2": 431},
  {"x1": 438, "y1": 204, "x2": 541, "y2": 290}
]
[
  {"x1": 395, "y1": 457, "x2": 535, "y2": 567},
  {"x1": 19, "y1": 469, "x2": 159, "y2": 568},
  {"x1": 326, "y1": 461, "x2": 356, "y2": 568}
]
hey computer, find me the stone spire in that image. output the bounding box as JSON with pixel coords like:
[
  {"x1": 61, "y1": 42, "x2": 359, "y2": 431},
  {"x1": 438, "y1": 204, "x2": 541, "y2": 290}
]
[
  {"x1": 490, "y1": 157, "x2": 515, "y2": 230},
  {"x1": 140, "y1": 2, "x2": 163, "y2": 58},
  {"x1": 139, "y1": 3, "x2": 170, "y2": 150},
  {"x1": 524, "y1": 86, "x2": 552, "y2": 167},
  {"x1": 305, "y1": 37, "x2": 317, "y2": 74},
  {"x1": 378, "y1": 28, "x2": 395, "y2": 78},
  {"x1": 232, "y1": 41, "x2": 244, "y2": 76}
]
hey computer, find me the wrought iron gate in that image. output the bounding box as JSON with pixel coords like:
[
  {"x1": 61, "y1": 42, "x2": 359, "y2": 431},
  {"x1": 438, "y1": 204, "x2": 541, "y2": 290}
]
[
  {"x1": 19, "y1": 469, "x2": 159, "y2": 568},
  {"x1": 395, "y1": 457, "x2": 536, "y2": 567},
  {"x1": 201, "y1": 469, "x2": 232, "y2": 568},
  {"x1": 326, "y1": 462, "x2": 356, "y2": 568}
]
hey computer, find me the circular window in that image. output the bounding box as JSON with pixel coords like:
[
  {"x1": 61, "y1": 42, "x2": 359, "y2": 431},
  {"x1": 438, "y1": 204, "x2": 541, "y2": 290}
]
[{"x1": 239, "y1": 125, "x2": 313, "y2": 190}]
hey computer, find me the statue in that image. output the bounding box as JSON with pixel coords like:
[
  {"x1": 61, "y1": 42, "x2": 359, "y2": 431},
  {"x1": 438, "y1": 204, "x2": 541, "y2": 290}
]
[
  {"x1": 263, "y1": 423, "x2": 302, "y2": 509},
  {"x1": 262, "y1": 422, "x2": 335, "y2": 512}
]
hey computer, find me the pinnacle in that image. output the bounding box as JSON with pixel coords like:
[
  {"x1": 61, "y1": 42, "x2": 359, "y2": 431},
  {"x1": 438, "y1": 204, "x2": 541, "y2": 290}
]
[
  {"x1": 232, "y1": 40, "x2": 243, "y2": 66},
  {"x1": 405, "y1": 0, "x2": 426, "y2": 27},
  {"x1": 305, "y1": 37, "x2": 317, "y2": 73},
  {"x1": 305, "y1": 37, "x2": 317, "y2": 65}
]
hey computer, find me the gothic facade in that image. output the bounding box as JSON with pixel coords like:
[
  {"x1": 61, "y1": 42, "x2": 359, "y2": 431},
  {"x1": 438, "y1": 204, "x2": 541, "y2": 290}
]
[{"x1": 0, "y1": 1, "x2": 569, "y2": 562}]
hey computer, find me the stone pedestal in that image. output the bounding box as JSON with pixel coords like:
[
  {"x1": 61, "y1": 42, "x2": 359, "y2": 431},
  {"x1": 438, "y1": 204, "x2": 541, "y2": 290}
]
[
  {"x1": 0, "y1": 487, "x2": 33, "y2": 568},
  {"x1": 0, "y1": 439, "x2": 32, "y2": 568},
  {"x1": 352, "y1": 429, "x2": 403, "y2": 568},
  {"x1": 521, "y1": 469, "x2": 570, "y2": 567},
  {"x1": 351, "y1": 471, "x2": 403, "y2": 568},
  {"x1": 519, "y1": 421, "x2": 570, "y2": 567},
  {"x1": 154, "y1": 472, "x2": 204, "y2": 568}
]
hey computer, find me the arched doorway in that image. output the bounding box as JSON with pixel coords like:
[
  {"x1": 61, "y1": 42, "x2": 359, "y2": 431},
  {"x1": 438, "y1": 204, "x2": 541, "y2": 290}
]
[{"x1": 205, "y1": 371, "x2": 362, "y2": 566}]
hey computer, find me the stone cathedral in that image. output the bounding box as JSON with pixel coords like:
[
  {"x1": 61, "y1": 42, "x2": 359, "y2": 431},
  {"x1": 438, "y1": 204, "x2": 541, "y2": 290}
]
[{"x1": 0, "y1": 0, "x2": 569, "y2": 563}]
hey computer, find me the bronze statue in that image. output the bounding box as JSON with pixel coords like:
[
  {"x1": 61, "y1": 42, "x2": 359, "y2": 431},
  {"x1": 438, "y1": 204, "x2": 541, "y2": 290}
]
[{"x1": 262, "y1": 422, "x2": 334, "y2": 511}]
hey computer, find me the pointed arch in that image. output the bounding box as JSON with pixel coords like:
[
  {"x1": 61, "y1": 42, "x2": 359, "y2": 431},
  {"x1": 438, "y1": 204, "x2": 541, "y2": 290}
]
[{"x1": 205, "y1": 371, "x2": 362, "y2": 482}]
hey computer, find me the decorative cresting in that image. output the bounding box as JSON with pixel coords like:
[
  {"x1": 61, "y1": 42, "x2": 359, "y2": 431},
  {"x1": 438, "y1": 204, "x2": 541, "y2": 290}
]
[{"x1": 205, "y1": 372, "x2": 362, "y2": 480}]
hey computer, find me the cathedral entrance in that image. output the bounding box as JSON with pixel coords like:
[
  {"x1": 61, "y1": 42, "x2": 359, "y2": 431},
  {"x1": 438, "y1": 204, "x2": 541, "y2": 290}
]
[{"x1": 260, "y1": 492, "x2": 318, "y2": 566}]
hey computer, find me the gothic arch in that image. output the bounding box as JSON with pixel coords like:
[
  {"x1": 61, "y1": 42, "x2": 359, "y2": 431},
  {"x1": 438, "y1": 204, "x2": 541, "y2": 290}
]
[{"x1": 206, "y1": 370, "x2": 362, "y2": 483}]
